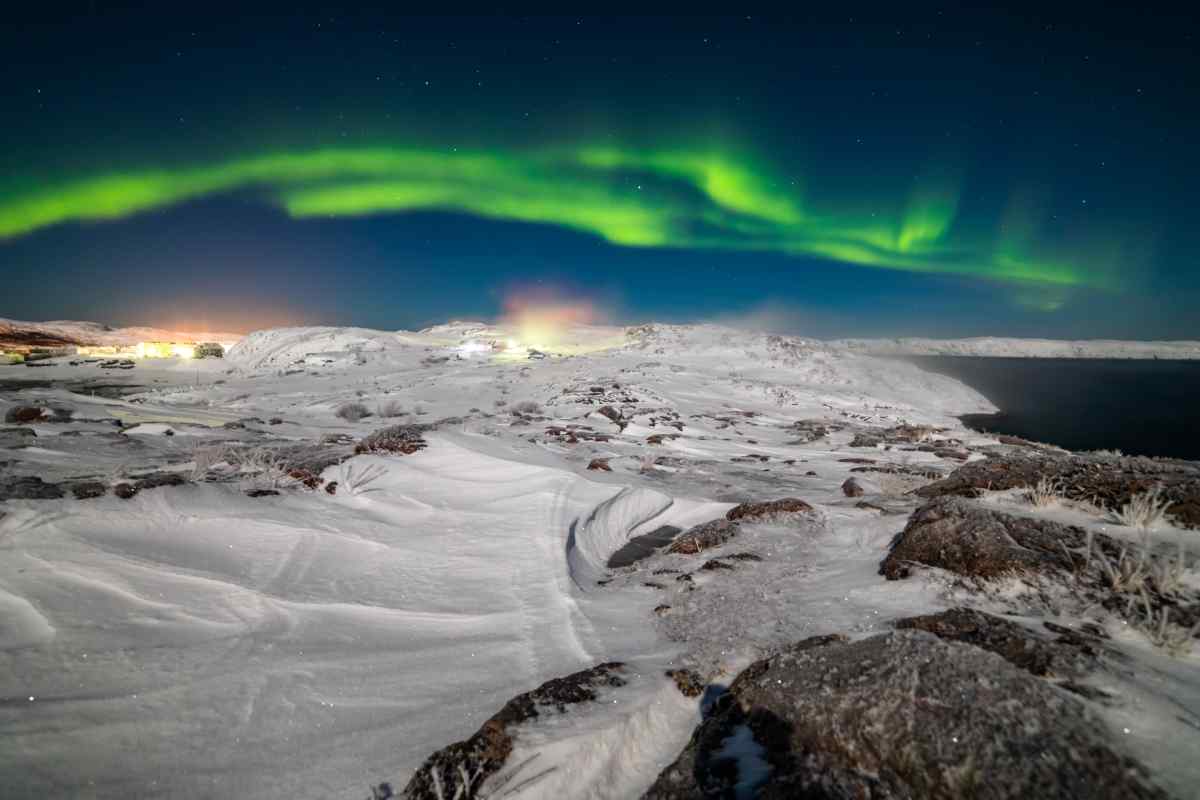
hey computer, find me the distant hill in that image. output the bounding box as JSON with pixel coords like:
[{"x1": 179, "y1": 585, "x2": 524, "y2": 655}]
[
  {"x1": 0, "y1": 317, "x2": 243, "y2": 351},
  {"x1": 831, "y1": 336, "x2": 1200, "y2": 360}
]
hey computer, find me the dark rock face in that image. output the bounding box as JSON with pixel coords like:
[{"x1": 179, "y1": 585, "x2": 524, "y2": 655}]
[
  {"x1": 113, "y1": 483, "x2": 138, "y2": 499},
  {"x1": 642, "y1": 631, "x2": 1165, "y2": 800},
  {"x1": 918, "y1": 451, "x2": 1200, "y2": 529},
  {"x1": 69, "y1": 481, "x2": 107, "y2": 500},
  {"x1": 0, "y1": 427, "x2": 36, "y2": 449},
  {"x1": 596, "y1": 405, "x2": 621, "y2": 423},
  {"x1": 894, "y1": 607, "x2": 1102, "y2": 678},
  {"x1": 667, "y1": 519, "x2": 738, "y2": 555},
  {"x1": 881, "y1": 497, "x2": 1097, "y2": 580},
  {"x1": 786, "y1": 419, "x2": 831, "y2": 444},
  {"x1": 840, "y1": 477, "x2": 865, "y2": 497},
  {"x1": 133, "y1": 472, "x2": 187, "y2": 491},
  {"x1": 395, "y1": 662, "x2": 626, "y2": 800},
  {"x1": 4, "y1": 406, "x2": 46, "y2": 424},
  {"x1": 0, "y1": 475, "x2": 64, "y2": 500},
  {"x1": 586, "y1": 458, "x2": 612, "y2": 471},
  {"x1": 725, "y1": 497, "x2": 813, "y2": 522},
  {"x1": 356, "y1": 424, "x2": 428, "y2": 455}
]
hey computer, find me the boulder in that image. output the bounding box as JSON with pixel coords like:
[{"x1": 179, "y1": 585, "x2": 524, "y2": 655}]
[
  {"x1": 642, "y1": 631, "x2": 1164, "y2": 799},
  {"x1": 667, "y1": 519, "x2": 738, "y2": 555},
  {"x1": 725, "y1": 497, "x2": 813, "y2": 522},
  {"x1": 881, "y1": 497, "x2": 1098, "y2": 580},
  {"x1": 69, "y1": 481, "x2": 108, "y2": 500},
  {"x1": 586, "y1": 458, "x2": 612, "y2": 472},
  {"x1": 4, "y1": 406, "x2": 45, "y2": 424},
  {"x1": 841, "y1": 477, "x2": 865, "y2": 497},
  {"x1": 894, "y1": 607, "x2": 1102, "y2": 678}
]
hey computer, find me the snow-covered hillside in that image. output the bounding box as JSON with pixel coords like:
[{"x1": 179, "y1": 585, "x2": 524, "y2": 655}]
[
  {"x1": 0, "y1": 317, "x2": 243, "y2": 348},
  {"x1": 833, "y1": 335, "x2": 1200, "y2": 359},
  {"x1": 2, "y1": 321, "x2": 1197, "y2": 800}
]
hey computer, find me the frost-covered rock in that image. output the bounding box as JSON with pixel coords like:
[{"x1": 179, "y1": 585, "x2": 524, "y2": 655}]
[{"x1": 643, "y1": 630, "x2": 1166, "y2": 799}]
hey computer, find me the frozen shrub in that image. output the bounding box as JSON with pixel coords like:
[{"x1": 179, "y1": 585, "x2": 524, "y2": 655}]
[
  {"x1": 1026, "y1": 476, "x2": 1063, "y2": 508},
  {"x1": 1110, "y1": 486, "x2": 1175, "y2": 530},
  {"x1": 356, "y1": 424, "x2": 428, "y2": 455},
  {"x1": 335, "y1": 402, "x2": 372, "y2": 422},
  {"x1": 338, "y1": 461, "x2": 388, "y2": 495}
]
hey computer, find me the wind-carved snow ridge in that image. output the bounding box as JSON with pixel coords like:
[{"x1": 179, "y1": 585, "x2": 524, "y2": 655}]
[{"x1": 567, "y1": 487, "x2": 674, "y2": 590}]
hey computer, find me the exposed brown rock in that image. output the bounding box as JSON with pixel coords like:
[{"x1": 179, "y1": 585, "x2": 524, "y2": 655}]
[
  {"x1": 642, "y1": 631, "x2": 1165, "y2": 800},
  {"x1": 356, "y1": 424, "x2": 428, "y2": 455},
  {"x1": 70, "y1": 481, "x2": 107, "y2": 500},
  {"x1": 396, "y1": 662, "x2": 626, "y2": 799},
  {"x1": 4, "y1": 406, "x2": 45, "y2": 424},
  {"x1": 586, "y1": 458, "x2": 612, "y2": 472},
  {"x1": 666, "y1": 519, "x2": 738, "y2": 555},
  {"x1": 113, "y1": 483, "x2": 137, "y2": 499},
  {"x1": 894, "y1": 607, "x2": 1102, "y2": 678},
  {"x1": 918, "y1": 451, "x2": 1200, "y2": 529},
  {"x1": 666, "y1": 669, "x2": 705, "y2": 698},
  {"x1": 881, "y1": 497, "x2": 1097, "y2": 580},
  {"x1": 841, "y1": 477, "x2": 865, "y2": 497},
  {"x1": 725, "y1": 497, "x2": 813, "y2": 521}
]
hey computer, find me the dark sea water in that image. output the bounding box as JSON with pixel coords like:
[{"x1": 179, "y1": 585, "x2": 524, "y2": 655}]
[{"x1": 904, "y1": 357, "x2": 1200, "y2": 461}]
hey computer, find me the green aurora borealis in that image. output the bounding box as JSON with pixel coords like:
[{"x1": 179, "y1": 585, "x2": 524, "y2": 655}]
[
  {"x1": 2, "y1": 10, "x2": 1193, "y2": 335},
  {"x1": 0, "y1": 142, "x2": 1117, "y2": 296}
]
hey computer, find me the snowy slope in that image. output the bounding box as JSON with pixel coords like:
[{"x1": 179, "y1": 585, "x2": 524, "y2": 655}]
[
  {"x1": 0, "y1": 316, "x2": 243, "y2": 347},
  {"x1": 833, "y1": 335, "x2": 1200, "y2": 359},
  {"x1": 2, "y1": 321, "x2": 1196, "y2": 799}
]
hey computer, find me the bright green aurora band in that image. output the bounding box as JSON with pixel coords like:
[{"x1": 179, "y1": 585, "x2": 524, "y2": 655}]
[{"x1": 0, "y1": 143, "x2": 1114, "y2": 298}]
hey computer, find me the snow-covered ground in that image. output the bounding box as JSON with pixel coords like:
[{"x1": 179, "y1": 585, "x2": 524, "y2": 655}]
[
  {"x1": 832, "y1": 335, "x2": 1200, "y2": 359},
  {"x1": 1, "y1": 322, "x2": 1196, "y2": 798}
]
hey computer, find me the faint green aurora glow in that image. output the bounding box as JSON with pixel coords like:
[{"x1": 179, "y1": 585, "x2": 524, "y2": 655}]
[{"x1": 0, "y1": 144, "x2": 1122, "y2": 293}]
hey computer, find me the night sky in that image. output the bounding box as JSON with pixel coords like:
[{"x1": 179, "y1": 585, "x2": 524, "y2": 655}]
[{"x1": 2, "y1": 8, "x2": 1196, "y2": 338}]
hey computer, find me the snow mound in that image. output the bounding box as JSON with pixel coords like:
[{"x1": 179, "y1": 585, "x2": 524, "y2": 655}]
[{"x1": 225, "y1": 326, "x2": 410, "y2": 370}]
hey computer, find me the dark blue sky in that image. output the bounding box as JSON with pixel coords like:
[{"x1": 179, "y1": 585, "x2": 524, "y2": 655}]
[{"x1": 1, "y1": 8, "x2": 1196, "y2": 337}]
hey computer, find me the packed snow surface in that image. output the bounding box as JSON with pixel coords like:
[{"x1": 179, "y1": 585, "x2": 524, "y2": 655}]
[{"x1": 1, "y1": 321, "x2": 1196, "y2": 799}]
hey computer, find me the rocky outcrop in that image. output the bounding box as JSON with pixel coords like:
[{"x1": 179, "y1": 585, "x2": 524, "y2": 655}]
[
  {"x1": 880, "y1": 496, "x2": 1096, "y2": 580},
  {"x1": 666, "y1": 519, "x2": 738, "y2": 555},
  {"x1": 642, "y1": 631, "x2": 1165, "y2": 799},
  {"x1": 0, "y1": 474, "x2": 63, "y2": 500},
  {"x1": 356, "y1": 424, "x2": 428, "y2": 455},
  {"x1": 4, "y1": 406, "x2": 46, "y2": 424},
  {"x1": 392, "y1": 662, "x2": 626, "y2": 800},
  {"x1": 918, "y1": 451, "x2": 1200, "y2": 528},
  {"x1": 894, "y1": 607, "x2": 1102, "y2": 678},
  {"x1": 725, "y1": 497, "x2": 813, "y2": 522}
]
